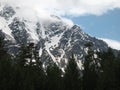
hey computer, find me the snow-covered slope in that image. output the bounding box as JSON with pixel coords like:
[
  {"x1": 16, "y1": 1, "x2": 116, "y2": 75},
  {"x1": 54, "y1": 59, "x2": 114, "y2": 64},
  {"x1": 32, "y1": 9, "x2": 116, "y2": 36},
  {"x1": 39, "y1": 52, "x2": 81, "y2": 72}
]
[{"x1": 0, "y1": 3, "x2": 109, "y2": 68}]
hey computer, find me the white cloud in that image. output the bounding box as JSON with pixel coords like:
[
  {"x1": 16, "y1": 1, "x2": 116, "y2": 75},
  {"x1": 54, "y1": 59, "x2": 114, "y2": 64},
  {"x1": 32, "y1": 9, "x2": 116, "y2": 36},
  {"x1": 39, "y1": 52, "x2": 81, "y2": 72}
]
[
  {"x1": 1, "y1": 0, "x2": 120, "y2": 17},
  {"x1": 100, "y1": 38, "x2": 120, "y2": 50}
]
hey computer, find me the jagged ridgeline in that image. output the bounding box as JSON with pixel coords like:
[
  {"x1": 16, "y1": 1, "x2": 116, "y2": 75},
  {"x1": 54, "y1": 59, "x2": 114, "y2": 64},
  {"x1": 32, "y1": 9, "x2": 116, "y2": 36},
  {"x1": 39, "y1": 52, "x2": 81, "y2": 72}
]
[{"x1": 0, "y1": 4, "x2": 108, "y2": 68}]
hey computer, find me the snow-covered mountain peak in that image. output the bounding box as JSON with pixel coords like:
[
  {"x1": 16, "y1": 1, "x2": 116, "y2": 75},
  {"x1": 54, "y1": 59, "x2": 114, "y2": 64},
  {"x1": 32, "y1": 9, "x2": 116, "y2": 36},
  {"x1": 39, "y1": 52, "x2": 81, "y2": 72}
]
[{"x1": 0, "y1": 3, "x2": 109, "y2": 68}]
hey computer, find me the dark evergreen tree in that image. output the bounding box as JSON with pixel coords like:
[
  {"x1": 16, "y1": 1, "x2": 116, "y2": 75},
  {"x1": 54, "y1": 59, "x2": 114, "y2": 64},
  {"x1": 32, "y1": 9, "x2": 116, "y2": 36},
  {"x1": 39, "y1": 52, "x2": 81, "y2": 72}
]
[
  {"x1": 115, "y1": 51, "x2": 120, "y2": 89},
  {"x1": 0, "y1": 37, "x2": 13, "y2": 90},
  {"x1": 97, "y1": 48, "x2": 119, "y2": 90},
  {"x1": 83, "y1": 42, "x2": 98, "y2": 90},
  {"x1": 15, "y1": 45, "x2": 30, "y2": 67},
  {"x1": 13, "y1": 43, "x2": 46, "y2": 90},
  {"x1": 46, "y1": 63, "x2": 62, "y2": 90},
  {"x1": 31, "y1": 46, "x2": 46, "y2": 90},
  {"x1": 116, "y1": 51, "x2": 120, "y2": 88},
  {"x1": 63, "y1": 55, "x2": 81, "y2": 90}
]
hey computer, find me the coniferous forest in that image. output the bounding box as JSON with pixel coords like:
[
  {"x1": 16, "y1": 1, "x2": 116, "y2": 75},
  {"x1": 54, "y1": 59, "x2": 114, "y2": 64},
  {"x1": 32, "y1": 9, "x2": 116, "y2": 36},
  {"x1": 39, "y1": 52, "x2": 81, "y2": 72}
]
[{"x1": 0, "y1": 37, "x2": 120, "y2": 90}]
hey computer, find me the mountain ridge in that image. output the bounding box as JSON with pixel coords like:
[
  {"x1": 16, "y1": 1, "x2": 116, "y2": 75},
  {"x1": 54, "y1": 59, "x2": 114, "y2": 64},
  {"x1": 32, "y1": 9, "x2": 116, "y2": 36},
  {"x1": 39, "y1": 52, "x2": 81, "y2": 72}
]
[{"x1": 0, "y1": 4, "x2": 109, "y2": 69}]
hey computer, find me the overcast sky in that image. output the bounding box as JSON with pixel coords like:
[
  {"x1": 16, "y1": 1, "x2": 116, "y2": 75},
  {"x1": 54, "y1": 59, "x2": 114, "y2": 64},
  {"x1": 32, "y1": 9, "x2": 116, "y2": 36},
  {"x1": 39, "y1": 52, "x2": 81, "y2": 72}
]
[{"x1": 1, "y1": 0, "x2": 120, "y2": 50}]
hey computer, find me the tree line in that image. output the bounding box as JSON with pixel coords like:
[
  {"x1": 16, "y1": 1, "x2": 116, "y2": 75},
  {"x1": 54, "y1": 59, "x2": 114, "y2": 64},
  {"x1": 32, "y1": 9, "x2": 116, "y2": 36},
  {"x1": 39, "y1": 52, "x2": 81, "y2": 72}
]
[{"x1": 0, "y1": 37, "x2": 120, "y2": 90}]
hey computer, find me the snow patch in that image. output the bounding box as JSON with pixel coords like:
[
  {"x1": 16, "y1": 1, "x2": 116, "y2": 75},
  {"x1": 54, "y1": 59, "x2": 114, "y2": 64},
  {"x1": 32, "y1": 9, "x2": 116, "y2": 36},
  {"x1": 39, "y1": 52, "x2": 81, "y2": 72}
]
[
  {"x1": 44, "y1": 32, "x2": 64, "y2": 64},
  {"x1": 77, "y1": 60, "x2": 83, "y2": 70},
  {"x1": 0, "y1": 17, "x2": 14, "y2": 40},
  {"x1": 39, "y1": 48, "x2": 43, "y2": 57},
  {"x1": 56, "y1": 49, "x2": 65, "y2": 63},
  {"x1": 45, "y1": 32, "x2": 63, "y2": 49},
  {"x1": 25, "y1": 21, "x2": 39, "y2": 43},
  {"x1": 74, "y1": 54, "x2": 83, "y2": 70},
  {"x1": 45, "y1": 46, "x2": 56, "y2": 63}
]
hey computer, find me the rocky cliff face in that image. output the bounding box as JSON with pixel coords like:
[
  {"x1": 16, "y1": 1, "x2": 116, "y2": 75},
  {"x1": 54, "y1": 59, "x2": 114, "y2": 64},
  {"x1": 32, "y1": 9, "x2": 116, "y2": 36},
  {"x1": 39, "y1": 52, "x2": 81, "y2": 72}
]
[{"x1": 0, "y1": 4, "x2": 108, "y2": 68}]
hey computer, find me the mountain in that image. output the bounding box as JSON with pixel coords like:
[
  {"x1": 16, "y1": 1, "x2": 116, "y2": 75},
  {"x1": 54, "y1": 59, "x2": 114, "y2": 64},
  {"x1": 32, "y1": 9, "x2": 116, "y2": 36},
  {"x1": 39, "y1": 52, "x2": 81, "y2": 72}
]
[{"x1": 0, "y1": 3, "x2": 108, "y2": 69}]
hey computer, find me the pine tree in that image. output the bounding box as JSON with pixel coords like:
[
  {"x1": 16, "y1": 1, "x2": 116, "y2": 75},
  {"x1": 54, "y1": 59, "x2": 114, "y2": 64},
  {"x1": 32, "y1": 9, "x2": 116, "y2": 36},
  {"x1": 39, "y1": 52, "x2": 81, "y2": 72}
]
[
  {"x1": 0, "y1": 37, "x2": 13, "y2": 89},
  {"x1": 14, "y1": 43, "x2": 46, "y2": 90},
  {"x1": 64, "y1": 55, "x2": 81, "y2": 90},
  {"x1": 32, "y1": 46, "x2": 46, "y2": 90},
  {"x1": 83, "y1": 42, "x2": 98, "y2": 90},
  {"x1": 97, "y1": 48, "x2": 119, "y2": 90},
  {"x1": 115, "y1": 51, "x2": 120, "y2": 89},
  {"x1": 46, "y1": 63, "x2": 62, "y2": 90}
]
